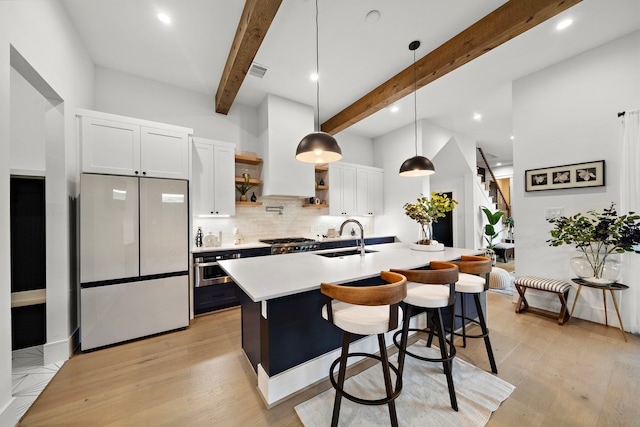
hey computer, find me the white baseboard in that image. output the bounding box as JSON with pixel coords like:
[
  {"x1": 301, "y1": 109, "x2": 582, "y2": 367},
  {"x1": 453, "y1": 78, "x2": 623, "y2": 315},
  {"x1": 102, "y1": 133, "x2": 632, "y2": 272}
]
[
  {"x1": 44, "y1": 327, "x2": 78, "y2": 365},
  {"x1": 0, "y1": 397, "x2": 18, "y2": 427}
]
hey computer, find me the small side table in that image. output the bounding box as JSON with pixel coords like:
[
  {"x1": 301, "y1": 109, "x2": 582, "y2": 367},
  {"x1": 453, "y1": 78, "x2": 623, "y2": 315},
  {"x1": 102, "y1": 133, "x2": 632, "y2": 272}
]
[{"x1": 570, "y1": 278, "x2": 629, "y2": 342}]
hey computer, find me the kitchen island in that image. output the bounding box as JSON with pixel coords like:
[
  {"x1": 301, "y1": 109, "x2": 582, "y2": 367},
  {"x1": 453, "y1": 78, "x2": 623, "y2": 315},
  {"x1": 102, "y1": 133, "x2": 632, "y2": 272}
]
[{"x1": 218, "y1": 242, "x2": 482, "y2": 406}]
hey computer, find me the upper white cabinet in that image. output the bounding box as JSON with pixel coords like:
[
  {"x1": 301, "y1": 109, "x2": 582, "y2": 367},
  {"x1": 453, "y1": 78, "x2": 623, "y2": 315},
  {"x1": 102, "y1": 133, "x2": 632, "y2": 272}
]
[
  {"x1": 329, "y1": 162, "x2": 383, "y2": 216},
  {"x1": 329, "y1": 163, "x2": 357, "y2": 216},
  {"x1": 356, "y1": 166, "x2": 384, "y2": 216},
  {"x1": 78, "y1": 109, "x2": 192, "y2": 179},
  {"x1": 192, "y1": 138, "x2": 236, "y2": 216}
]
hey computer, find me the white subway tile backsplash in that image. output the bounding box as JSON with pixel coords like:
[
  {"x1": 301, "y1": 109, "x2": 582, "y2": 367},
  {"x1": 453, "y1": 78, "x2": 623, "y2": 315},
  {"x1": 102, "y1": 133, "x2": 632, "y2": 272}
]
[{"x1": 193, "y1": 198, "x2": 374, "y2": 245}]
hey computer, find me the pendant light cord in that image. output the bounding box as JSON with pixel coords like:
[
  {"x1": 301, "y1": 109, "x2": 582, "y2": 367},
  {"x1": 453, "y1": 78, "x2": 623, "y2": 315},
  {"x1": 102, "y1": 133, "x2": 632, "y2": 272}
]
[
  {"x1": 315, "y1": 0, "x2": 320, "y2": 132},
  {"x1": 413, "y1": 47, "x2": 418, "y2": 156}
]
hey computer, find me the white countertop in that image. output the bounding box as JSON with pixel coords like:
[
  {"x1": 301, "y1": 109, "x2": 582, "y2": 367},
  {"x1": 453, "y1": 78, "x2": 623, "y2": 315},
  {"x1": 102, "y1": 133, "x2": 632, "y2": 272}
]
[{"x1": 218, "y1": 242, "x2": 482, "y2": 302}]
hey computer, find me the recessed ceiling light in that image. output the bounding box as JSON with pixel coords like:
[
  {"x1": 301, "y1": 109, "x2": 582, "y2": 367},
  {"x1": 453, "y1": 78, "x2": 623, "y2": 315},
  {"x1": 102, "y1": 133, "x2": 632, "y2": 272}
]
[
  {"x1": 510, "y1": 135, "x2": 514, "y2": 140},
  {"x1": 496, "y1": 162, "x2": 502, "y2": 166},
  {"x1": 390, "y1": 105, "x2": 399, "y2": 113},
  {"x1": 366, "y1": 10, "x2": 381, "y2": 23},
  {"x1": 157, "y1": 13, "x2": 171, "y2": 24},
  {"x1": 473, "y1": 113, "x2": 482, "y2": 122},
  {"x1": 556, "y1": 18, "x2": 573, "y2": 30},
  {"x1": 310, "y1": 73, "x2": 319, "y2": 81}
]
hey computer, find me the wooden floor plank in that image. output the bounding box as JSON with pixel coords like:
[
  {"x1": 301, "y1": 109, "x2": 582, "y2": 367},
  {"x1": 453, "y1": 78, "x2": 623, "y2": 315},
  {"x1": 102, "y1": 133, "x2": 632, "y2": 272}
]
[{"x1": 18, "y1": 294, "x2": 640, "y2": 426}]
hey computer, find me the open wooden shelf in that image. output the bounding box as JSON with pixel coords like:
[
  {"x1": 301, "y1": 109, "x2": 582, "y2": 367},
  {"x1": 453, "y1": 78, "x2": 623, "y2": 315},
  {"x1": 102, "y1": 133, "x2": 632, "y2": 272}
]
[
  {"x1": 316, "y1": 185, "x2": 328, "y2": 191},
  {"x1": 235, "y1": 154, "x2": 262, "y2": 165},
  {"x1": 315, "y1": 164, "x2": 329, "y2": 172},
  {"x1": 235, "y1": 177, "x2": 262, "y2": 185},
  {"x1": 302, "y1": 203, "x2": 329, "y2": 209},
  {"x1": 236, "y1": 201, "x2": 263, "y2": 206}
]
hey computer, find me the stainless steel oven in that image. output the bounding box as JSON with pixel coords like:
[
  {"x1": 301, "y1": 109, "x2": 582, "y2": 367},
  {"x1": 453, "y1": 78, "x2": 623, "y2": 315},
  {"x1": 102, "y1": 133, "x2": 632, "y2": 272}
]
[{"x1": 194, "y1": 253, "x2": 240, "y2": 287}]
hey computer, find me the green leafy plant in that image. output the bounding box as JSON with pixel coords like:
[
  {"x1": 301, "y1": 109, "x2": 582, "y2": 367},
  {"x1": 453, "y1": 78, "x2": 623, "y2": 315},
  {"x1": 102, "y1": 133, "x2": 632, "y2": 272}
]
[
  {"x1": 547, "y1": 203, "x2": 640, "y2": 279},
  {"x1": 235, "y1": 173, "x2": 255, "y2": 196},
  {"x1": 404, "y1": 192, "x2": 458, "y2": 244},
  {"x1": 481, "y1": 207, "x2": 505, "y2": 249},
  {"x1": 504, "y1": 217, "x2": 514, "y2": 232}
]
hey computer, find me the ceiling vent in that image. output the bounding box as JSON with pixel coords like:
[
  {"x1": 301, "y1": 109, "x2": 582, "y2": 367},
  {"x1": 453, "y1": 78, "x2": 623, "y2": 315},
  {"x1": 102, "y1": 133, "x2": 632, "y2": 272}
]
[{"x1": 248, "y1": 62, "x2": 268, "y2": 78}]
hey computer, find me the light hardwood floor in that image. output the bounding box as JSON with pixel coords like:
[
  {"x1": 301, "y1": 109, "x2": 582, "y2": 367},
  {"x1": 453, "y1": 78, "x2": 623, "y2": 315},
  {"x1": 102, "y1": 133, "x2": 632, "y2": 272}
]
[{"x1": 19, "y1": 293, "x2": 640, "y2": 426}]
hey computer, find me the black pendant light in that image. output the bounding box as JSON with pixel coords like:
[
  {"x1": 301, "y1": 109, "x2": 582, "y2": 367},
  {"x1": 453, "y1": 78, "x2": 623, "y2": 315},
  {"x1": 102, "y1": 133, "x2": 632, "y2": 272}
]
[
  {"x1": 295, "y1": 0, "x2": 342, "y2": 164},
  {"x1": 399, "y1": 40, "x2": 435, "y2": 177}
]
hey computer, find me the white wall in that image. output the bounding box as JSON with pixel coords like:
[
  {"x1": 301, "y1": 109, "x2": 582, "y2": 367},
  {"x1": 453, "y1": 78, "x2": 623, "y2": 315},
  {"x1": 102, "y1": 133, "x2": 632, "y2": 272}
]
[
  {"x1": 10, "y1": 67, "x2": 46, "y2": 174},
  {"x1": 513, "y1": 29, "x2": 640, "y2": 328},
  {"x1": 94, "y1": 66, "x2": 260, "y2": 153},
  {"x1": 333, "y1": 131, "x2": 374, "y2": 166}
]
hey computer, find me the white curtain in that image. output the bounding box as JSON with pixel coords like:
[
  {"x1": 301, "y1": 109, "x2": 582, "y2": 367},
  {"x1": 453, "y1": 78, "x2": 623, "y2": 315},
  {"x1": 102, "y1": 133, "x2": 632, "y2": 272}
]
[{"x1": 621, "y1": 109, "x2": 640, "y2": 334}]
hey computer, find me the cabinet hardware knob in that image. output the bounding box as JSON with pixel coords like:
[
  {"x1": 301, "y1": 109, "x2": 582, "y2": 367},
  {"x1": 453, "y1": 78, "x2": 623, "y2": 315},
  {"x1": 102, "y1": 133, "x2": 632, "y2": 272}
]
[
  {"x1": 135, "y1": 171, "x2": 139, "y2": 174},
  {"x1": 142, "y1": 171, "x2": 147, "y2": 175}
]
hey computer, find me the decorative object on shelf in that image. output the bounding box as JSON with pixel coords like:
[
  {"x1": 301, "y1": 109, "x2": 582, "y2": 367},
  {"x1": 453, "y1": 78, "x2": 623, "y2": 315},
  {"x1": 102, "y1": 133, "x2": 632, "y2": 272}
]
[
  {"x1": 295, "y1": 0, "x2": 342, "y2": 164},
  {"x1": 309, "y1": 197, "x2": 315, "y2": 204},
  {"x1": 195, "y1": 226, "x2": 203, "y2": 248},
  {"x1": 235, "y1": 173, "x2": 256, "y2": 201},
  {"x1": 250, "y1": 192, "x2": 257, "y2": 202},
  {"x1": 404, "y1": 192, "x2": 457, "y2": 250},
  {"x1": 315, "y1": 197, "x2": 320, "y2": 205},
  {"x1": 504, "y1": 216, "x2": 514, "y2": 240},
  {"x1": 547, "y1": 202, "x2": 640, "y2": 284},
  {"x1": 525, "y1": 160, "x2": 605, "y2": 192},
  {"x1": 399, "y1": 40, "x2": 435, "y2": 177},
  {"x1": 481, "y1": 207, "x2": 505, "y2": 265},
  {"x1": 319, "y1": 178, "x2": 325, "y2": 186}
]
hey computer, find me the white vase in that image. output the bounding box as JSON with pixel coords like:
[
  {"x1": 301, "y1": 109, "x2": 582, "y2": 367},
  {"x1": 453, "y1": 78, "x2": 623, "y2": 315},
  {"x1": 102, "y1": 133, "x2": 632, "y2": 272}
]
[{"x1": 570, "y1": 250, "x2": 622, "y2": 284}]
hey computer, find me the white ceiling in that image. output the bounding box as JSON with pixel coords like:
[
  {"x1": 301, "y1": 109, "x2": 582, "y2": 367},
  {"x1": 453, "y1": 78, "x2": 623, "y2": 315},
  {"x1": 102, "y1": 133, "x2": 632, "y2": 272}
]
[{"x1": 61, "y1": 0, "x2": 640, "y2": 167}]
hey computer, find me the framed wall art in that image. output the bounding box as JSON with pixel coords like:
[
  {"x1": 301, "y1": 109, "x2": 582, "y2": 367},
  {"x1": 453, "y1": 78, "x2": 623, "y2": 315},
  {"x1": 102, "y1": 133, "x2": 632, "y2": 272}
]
[{"x1": 525, "y1": 160, "x2": 605, "y2": 192}]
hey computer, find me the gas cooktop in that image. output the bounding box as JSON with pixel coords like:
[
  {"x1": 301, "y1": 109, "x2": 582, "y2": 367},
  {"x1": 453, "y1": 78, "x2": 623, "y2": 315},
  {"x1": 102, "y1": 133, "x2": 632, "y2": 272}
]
[{"x1": 259, "y1": 237, "x2": 319, "y2": 254}]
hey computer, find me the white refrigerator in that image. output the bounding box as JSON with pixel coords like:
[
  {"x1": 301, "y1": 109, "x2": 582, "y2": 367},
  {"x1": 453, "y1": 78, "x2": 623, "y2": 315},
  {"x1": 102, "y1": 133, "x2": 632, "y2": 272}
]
[{"x1": 80, "y1": 173, "x2": 189, "y2": 350}]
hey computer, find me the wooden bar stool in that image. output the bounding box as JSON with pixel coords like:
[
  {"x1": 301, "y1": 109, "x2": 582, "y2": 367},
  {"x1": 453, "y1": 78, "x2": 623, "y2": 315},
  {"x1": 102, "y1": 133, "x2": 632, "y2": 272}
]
[
  {"x1": 449, "y1": 255, "x2": 497, "y2": 374},
  {"x1": 321, "y1": 271, "x2": 407, "y2": 427},
  {"x1": 390, "y1": 261, "x2": 460, "y2": 411}
]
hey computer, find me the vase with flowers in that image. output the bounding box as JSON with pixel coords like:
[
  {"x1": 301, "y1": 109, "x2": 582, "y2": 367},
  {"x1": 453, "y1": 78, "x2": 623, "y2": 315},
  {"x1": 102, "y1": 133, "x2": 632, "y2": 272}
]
[
  {"x1": 547, "y1": 203, "x2": 640, "y2": 284},
  {"x1": 404, "y1": 192, "x2": 457, "y2": 250}
]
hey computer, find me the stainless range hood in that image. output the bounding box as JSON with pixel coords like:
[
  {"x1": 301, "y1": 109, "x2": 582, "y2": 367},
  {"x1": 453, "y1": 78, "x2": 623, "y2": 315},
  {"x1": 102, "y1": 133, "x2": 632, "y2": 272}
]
[{"x1": 258, "y1": 95, "x2": 315, "y2": 199}]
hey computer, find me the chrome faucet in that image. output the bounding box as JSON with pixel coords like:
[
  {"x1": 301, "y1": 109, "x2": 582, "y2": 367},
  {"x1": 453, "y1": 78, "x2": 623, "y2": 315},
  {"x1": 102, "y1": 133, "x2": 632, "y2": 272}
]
[{"x1": 339, "y1": 219, "x2": 365, "y2": 256}]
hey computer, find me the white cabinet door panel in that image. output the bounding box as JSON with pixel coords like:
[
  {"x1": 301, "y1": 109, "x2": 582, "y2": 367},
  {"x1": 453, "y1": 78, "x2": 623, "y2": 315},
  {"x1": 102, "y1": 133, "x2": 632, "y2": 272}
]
[
  {"x1": 80, "y1": 174, "x2": 139, "y2": 283},
  {"x1": 140, "y1": 127, "x2": 189, "y2": 179},
  {"x1": 139, "y1": 178, "x2": 188, "y2": 276},
  {"x1": 82, "y1": 117, "x2": 140, "y2": 175},
  {"x1": 213, "y1": 144, "x2": 236, "y2": 215},
  {"x1": 192, "y1": 141, "x2": 215, "y2": 215}
]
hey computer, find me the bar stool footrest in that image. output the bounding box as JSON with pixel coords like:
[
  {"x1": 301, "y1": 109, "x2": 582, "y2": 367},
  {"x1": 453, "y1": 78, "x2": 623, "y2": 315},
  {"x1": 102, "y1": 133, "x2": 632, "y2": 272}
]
[
  {"x1": 330, "y1": 352, "x2": 402, "y2": 406},
  {"x1": 392, "y1": 328, "x2": 456, "y2": 363}
]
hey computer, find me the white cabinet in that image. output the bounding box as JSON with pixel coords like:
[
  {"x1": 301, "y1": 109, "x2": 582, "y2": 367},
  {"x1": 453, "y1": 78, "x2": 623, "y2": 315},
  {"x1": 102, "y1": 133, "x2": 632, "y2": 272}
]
[
  {"x1": 329, "y1": 162, "x2": 383, "y2": 216},
  {"x1": 356, "y1": 167, "x2": 384, "y2": 215},
  {"x1": 192, "y1": 138, "x2": 236, "y2": 216},
  {"x1": 329, "y1": 163, "x2": 356, "y2": 216},
  {"x1": 79, "y1": 109, "x2": 192, "y2": 179}
]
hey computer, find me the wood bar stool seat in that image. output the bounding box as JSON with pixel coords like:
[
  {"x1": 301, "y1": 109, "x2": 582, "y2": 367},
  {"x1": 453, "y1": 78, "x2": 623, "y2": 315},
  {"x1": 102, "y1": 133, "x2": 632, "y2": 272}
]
[
  {"x1": 321, "y1": 271, "x2": 407, "y2": 427},
  {"x1": 390, "y1": 261, "x2": 460, "y2": 411},
  {"x1": 449, "y1": 255, "x2": 498, "y2": 374}
]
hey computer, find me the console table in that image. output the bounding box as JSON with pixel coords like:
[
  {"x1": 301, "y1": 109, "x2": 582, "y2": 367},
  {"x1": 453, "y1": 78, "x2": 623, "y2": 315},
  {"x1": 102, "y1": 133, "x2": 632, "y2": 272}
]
[{"x1": 570, "y1": 278, "x2": 629, "y2": 342}]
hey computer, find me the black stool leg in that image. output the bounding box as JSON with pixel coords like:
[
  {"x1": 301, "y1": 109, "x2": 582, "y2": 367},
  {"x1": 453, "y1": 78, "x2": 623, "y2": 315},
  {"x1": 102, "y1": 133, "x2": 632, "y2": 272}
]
[
  {"x1": 378, "y1": 334, "x2": 398, "y2": 427},
  {"x1": 435, "y1": 308, "x2": 458, "y2": 411},
  {"x1": 460, "y1": 292, "x2": 468, "y2": 348},
  {"x1": 396, "y1": 304, "x2": 411, "y2": 388},
  {"x1": 331, "y1": 331, "x2": 351, "y2": 427},
  {"x1": 473, "y1": 293, "x2": 498, "y2": 374}
]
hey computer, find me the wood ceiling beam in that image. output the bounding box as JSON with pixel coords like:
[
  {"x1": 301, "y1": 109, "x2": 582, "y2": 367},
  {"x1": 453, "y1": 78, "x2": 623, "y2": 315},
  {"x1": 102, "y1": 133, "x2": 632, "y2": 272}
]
[
  {"x1": 321, "y1": 0, "x2": 582, "y2": 135},
  {"x1": 215, "y1": 0, "x2": 283, "y2": 115}
]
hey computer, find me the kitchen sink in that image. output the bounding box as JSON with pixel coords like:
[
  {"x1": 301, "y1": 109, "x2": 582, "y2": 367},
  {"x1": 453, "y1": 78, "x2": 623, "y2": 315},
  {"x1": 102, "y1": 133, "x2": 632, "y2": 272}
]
[{"x1": 314, "y1": 249, "x2": 378, "y2": 258}]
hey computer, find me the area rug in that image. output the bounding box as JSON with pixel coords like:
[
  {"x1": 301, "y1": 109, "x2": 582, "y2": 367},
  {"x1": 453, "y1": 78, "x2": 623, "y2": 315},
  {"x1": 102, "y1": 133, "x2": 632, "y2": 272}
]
[{"x1": 295, "y1": 340, "x2": 514, "y2": 426}]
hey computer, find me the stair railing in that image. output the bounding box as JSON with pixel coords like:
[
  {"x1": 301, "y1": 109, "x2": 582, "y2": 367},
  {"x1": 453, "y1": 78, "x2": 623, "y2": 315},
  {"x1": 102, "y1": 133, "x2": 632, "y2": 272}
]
[{"x1": 477, "y1": 147, "x2": 511, "y2": 218}]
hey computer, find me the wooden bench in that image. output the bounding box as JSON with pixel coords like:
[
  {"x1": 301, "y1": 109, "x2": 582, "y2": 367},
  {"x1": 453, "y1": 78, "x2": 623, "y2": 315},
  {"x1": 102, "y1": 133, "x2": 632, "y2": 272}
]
[
  {"x1": 514, "y1": 276, "x2": 572, "y2": 325},
  {"x1": 493, "y1": 242, "x2": 515, "y2": 263}
]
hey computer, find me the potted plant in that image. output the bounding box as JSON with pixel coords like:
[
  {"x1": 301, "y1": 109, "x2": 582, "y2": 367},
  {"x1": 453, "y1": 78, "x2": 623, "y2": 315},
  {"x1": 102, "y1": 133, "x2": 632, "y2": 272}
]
[
  {"x1": 404, "y1": 192, "x2": 457, "y2": 248},
  {"x1": 481, "y1": 207, "x2": 505, "y2": 251},
  {"x1": 235, "y1": 173, "x2": 256, "y2": 201},
  {"x1": 504, "y1": 217, "x2": 515, "y2": 241},
  {"x1": 547, "y1": 203, "x2": 640, "y2": 284}
]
